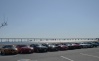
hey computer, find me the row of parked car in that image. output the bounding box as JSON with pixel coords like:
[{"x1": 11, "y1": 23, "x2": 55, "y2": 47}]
[{"x1": 0, "y1": 41, "x2": 99, "y2": 55}]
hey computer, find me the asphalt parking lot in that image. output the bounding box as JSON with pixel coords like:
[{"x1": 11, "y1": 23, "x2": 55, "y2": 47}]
[{"x1": 0, "y1": 47, "x2": 99, "y2": 61}]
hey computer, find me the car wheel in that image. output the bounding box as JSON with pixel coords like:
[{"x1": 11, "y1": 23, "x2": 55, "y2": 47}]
[
  {"x1": 20, "y1": 51, "x2": 23, "y2": 54},
  {"x1": 14, "y1": 52, "x2": 17, "y2": 55},
  {"x1": 45, "y1": 49, "x2": 47, "y2": 52},
  {"x1": 29, "y1": 50, "x2": 32, "y2": 53},
  {"x1": 37, "y1": 49, "x2": 39, "y2": 53},
  {"x1": 1, "y1": 51, "x2": 5, "y2": 55}
]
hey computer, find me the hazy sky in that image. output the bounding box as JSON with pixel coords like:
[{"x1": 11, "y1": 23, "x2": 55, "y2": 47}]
[{"x1": 0, "y1": 0, "x2": 99, "y2": 38}]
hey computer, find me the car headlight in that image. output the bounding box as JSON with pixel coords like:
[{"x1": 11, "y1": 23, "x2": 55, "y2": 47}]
[
  {"x1": 30, "y1": 47, "x2": 33, "y2": 49},
  {"x1": 14, "y1": 48, "x2": 18, "y2": 50},
  {"x1": 52, "y1": 46, "x2": 55, "y2": 48}
]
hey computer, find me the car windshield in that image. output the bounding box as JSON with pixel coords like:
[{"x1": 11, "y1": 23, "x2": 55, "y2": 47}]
[
  {"x1": 2, "y1": 45, "x2": 13, "y2": 48},
  {"x1": 17, "y1": 45, "x2": 27, "y2": 47}
]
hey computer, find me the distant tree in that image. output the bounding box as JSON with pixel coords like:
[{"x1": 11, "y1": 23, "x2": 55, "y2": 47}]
[{"x1": 0, "y1": 22, "x2": 7, "y2": 28}]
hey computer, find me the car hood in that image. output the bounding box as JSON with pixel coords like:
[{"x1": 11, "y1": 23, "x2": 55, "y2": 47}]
[{"x1": 37, "y1": 46, "x2": 47, "y2": 48}]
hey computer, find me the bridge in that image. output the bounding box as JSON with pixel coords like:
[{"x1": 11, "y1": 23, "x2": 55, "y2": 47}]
[{"x1": 0, "y1": 38, "x2": 99, "y2": 43}]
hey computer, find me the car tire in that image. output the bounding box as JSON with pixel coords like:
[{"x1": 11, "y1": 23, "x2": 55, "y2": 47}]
[
  {"x1": 1, "y1": 51, "x2": 5, "y2": 55},
  {"x1": 37, "y1": 49, "x2": 39, "y2": 53},
  {"x1": 29, "y1": 50, "x2": 32, "y2": 53},
  {"x1": 20, "y1": 51, "x2": 23, "y2": 54}
]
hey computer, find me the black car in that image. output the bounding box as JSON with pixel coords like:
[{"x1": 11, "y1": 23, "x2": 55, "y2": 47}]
[
  {"x1": 92, "y1": 42, "x2": 99, "y2": 46},
  {"x1": 63, "y1": 43, "x2": 74, "y2": 50},
  {"x1": 30, "y1": 44, "x2": 48, "y2": 53},
  {"x1": 87, "y1": 42, "x2": 99, "y2": 47},
  {"x1": 42, "y1": 43, "x2": 58, "y2": 51}
]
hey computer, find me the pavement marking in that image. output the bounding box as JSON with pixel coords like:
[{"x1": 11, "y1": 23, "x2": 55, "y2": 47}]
[
  {"x1": 60, "y1": 56, "x2": 74, "y2": 61},
  {"x1": 80, "y1": 53, "x2": 99, "y2": 58}
]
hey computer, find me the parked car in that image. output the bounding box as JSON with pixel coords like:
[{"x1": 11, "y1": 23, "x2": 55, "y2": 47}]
[
  {"x1": 42, "y1": 43, "x2": 59, "y2": 51},
  {"x1": 87, "y1": 42, "x2": 98, "y2": 47},
  {"x1": 63, "y1": 43, "x2": 75, "y2": 50},
  {"x1": 57, "y1": 44, "x2": 68, "y2": 50},
  {"x1": 0, "y1": 45, "x2": 18, "y2": 55},
  {"x1": 92, "y1": 42, "x2": 99, "y2": 46},
  {"x1": 83, "y1": 42, "x2": 94, "y2": 48},
  {"x1": 30, "y1": 44, "x2": 48, "y2": 53},
  {"x1": 79, "y1": 42, "x2": 89, "y2": 48},
  {"x1": 63, "y1": 43, "x2": 81, "y2": 49},
  {"x1": 16, "y1": 45, "x2": 34, "y2": 54},
  {"x1": 71, "y1": 43, "x2": 81, "y2": 49}
]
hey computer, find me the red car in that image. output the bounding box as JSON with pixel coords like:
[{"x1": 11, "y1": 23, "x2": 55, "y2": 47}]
[
  {"x1": 71, "y1": 43, "x2": 81, "y2": 49},
  {"x1": 16, "y1": 45, "x2": 34, "y2": 54},
  {"x1": 58, "y1": 44, "x2": 68, "y2": 50}
]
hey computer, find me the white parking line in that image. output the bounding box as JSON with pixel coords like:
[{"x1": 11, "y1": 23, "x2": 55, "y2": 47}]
[
  {"x1": 60, "y1": 56, "x2": 74, "y2": 61},
  {"x1": 80, "y1": 53, "x2": 99, "y2": 58}
]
